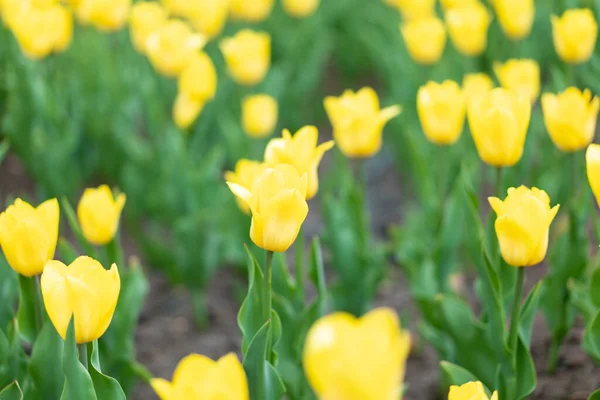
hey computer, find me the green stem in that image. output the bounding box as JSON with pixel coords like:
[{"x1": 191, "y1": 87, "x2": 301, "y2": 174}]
[
  {"x1": 295, "y1": 228, "x2": 305, "y2": 305},
  {"x1": 263, "y1": 250, "x2": 274, "y2": 362},
  {"x1": 106, "y1": 236, "x2": 124, "y2": 268},
  {"x1": 495, "y1": 166, "x2": 503, "y2": 197},
  {"x1": 508, "y1": 268, "x2": 525, "y2": 358},
  {"x1": 32, "y1": 276, "x2": 43, "y2": 333},
  {"x1": 78, "y1": 343, "x2": 88, "y2": 369}
]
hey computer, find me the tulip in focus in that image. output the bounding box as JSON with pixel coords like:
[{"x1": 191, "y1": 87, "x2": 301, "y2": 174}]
[
  {"x1": 220, "y1": 30, "x2": 271, "y2": 86},
  {"x1": 185, "y1": 0, "x2": 229, "y2": 39},
  {"x1": 41, "y1": 256, "x2": 120, "y2": 343},
  {"x1": 242, "y1": 94, "x2": 278, "y2": 138},
  {"x1": 400, "y1": 16, "x2": 446, "y2": 65},
  {"x1": 417, "y1": 80, "x2": 466, "y2": 145},
  {"x1": 227, "y1": 164, "x2": 308, "y2": 252},
  {"x1": 0, "y1": 198, "x2": 59, "y2": 277},
  {"x1": 229, "y1": 0, "x2": 274, "y2": 22},
  {"x1": 129, "y1": 1, "x2": 168, "y2": 54},
  {"x1": 542, "y1": 88, "x2": 599, "y2": 152},
  {"x1": 324, "y1": 87, "x2": 402, "y2": 158},
  {"x1": 151, "y1": 353, "x2": 249, "y2": 400},
  {"x1": 462, "y1": 73, "x2": 494, "y2": 102},
  {"x1": 493, "y1": 59, "x2": 540, "y2": 104},
  {"x1": 489, "y1": 186, "x2": 559, "y2": 267},
  {"x1": 303, "y1": 307, "x2": 411, "y2": 400},
  {"x1": 492, "y1": 0, "x2": 535, "y2": 40},
  {"x1": 587, "y1": 144, "x2": 600, "y2": 207},
  {"x1": 178, "y1": 52, "x2": 217, "y2": 102},
  {"x1": 75, "y1": 0, "x2": 131, "y2": 32},
  {"x1": 552, "y1": 9, "x2": 598, "y2": 64},
  {"x1": 449, "y1": 381, "x2": 498, "y2": 400},
  {"x1": 283, "y1": 0, "x2": 319, "y2": 18},
  {"x1": 264, "y1": 126, "x2": 334, "y2": 199},
  {"x1": 224, "y1": 159, "x2": 269, "y2": 214},
  {"x1": 445, "y1": 2, "x2": 492, "y2": 56},
  {"x1": 77, "y1": 185, "x2": 126, "y2": 246},
  {"x1": 173, "y1": 91, "x2": 205, "y2": 130}
]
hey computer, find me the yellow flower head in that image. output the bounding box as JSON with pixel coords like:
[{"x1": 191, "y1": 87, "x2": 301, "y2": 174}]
[
  {"x1": 264, "y1": 126, "x2": 334, "y2": 200},
  {"x1": 0, "y1": 198, "x2": 59, "y2": 277},
  {"x1": 446, "y1": 2, "x2": 492, "y2": 56},
  {"x1": 75, "y1": 0, "x2": 131, "y2": 32},
  {"x1": 160, "y1": 0, "x2": 192, "y2": 17},
  {"x1": 282, "y1": 0, "x2": 319, "y2": 18},
  {"x1": 587, "y1": 144, "x2": 600, "y2": 207},
  {"x1": 492, "y1": 0, "x2": 535, "y2": 40},
  {"x1": 41, "y1": 256, "x2": 120, "y2": 343},
  {"x1": 489, "y1": 186, "x2": 559, "y2": 267},
  {"x1": 552, "y1": 9, "x2": 598, "y2": 65},
  {"x1": 462, "y1": 73, "x2": 494, "y2": 102},
  {"x1": 173, "y1": 91, "x2": 205, "y2": 130},
  {"x1": 440, "y1": 0, "x2": 477, "y2": 10},
  {"x1": 449, "y1": 381, "x2": 498, "y2": 400},
  {"x1": 324, "y1": 87, "x2": 401, "y2": 158},
  {"x1": 129, "y1": 1, "x2": 168, "y2": 54},
  {"x1": 303, "y1": 308, "x2": 411, "y2": 400},
  {"x1": 400, "y1": 16, "x2": 447, "y2": 65},
  {"x1": 151, "y1": 353, "x2": 249, "y2": 400},
  {"x1": 225, "y1": 159, "x2": 269, "y2": 214},
  {"x1": 77, "y1": 185, "x2": 126, "y2": 246},
  {"x1": 227, "y1": 164, "x2": 309, "y2": 252},
  {"x1": 220, "y1": 30, "x2": 271, "y2": 86},
  {"x1": 185, "y1": 0, "x2": 230, "y2": 39},
  {"x1": 242, "y1": 94, "x2": 279, "y2": 139},
  {"x1": 417, "y1": 80, "x2": 466, "y2": 146},
  {"x1": 493, "y1": 59, "x2": 540, "y2": 104},
  {"x1": 178, "y1": 52, "x2": 217, "y2": 102},
  {"x1": 386, "y1": 0, "x2": 436, "y2": 20},
  {"x1": 542, "y1": 87, "x2": 599, "y2": 153},
  {"x1": 230, "y1": 0, "x2": 274, "y2": 22},
  {"x1": 467, "y1": 88, "x2": 531, "y2": 167}
]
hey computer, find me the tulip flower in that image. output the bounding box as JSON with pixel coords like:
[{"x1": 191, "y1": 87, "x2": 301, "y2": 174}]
[
  {"x1": 493, "y1": 59, "x2": 540, "y2": 104},
  {"x1": 151, "y1": 353, "x2": 249, "y2": 400},
  {"x1": 160, "y1": 0, "x2": 191, "y2": 17},
  {"x1": 264, "y1": 126, "x2": 334, "y2": 199},
  {"x1": 0, "y1": 198, "x2": 59, "y2": 277},
  {"x1": 229, "y1": 0, "x2": 274, "y2": 22},
  {"x1": 41, "y1": 256, "x2": 120, "y2": 343},
  {"x1": 385, "y1": 0, "x2": 435, "y2": 20},
  {"x1": 242, "y1": 94, "x2": 278, "y2": 138},
  {"x1": 467, "y1": 88, "x2": 530, "y2": 167},
  {"x1": 417, "y1": 80, "x2": 466, "y2": 146},
  {"x1": 491, "y1": 0, "x2": 535, "y2": 40},
  {"x1": 173, "y1": 91, "x2": 204, "y2": 130},
  {"x1": 542, "y1": 88, "x2": 599, "y2": 152},
  {"x1": 324, "y1": 87, "x2": 401, "y2": 158},
  {"x1": 303, "y1": 308, "x2": 411, "y2": 400},
  {"x1": 489, "y1": 186, "x2": 559, "y2": 267},
  {"x1": 220, "y1": 30, "x2": 271, "y2": 86},
  {"x1": 227, "y1": 164, "x2": 308, "y2": 252},
  {"x1": 225, "y1": 159, "x2": 269, "y2": 214},
  {"x1": 185, "y1": 0, "x2": 229, "y2": 39},
  {"x1": 587, "y1": 144, "x2": 600, "y2": 207},
  {"x1": 400, "y1": 16, "x2": 446, "y2": 65},
  {"x1": 75, "y1": 0, "x2": 131, "y2": 32},
  {"x1": 282, "y1": 0, "x2": 319, "y2": 18},
  {"x1": 440, "y1": 0, "x2": 477, "y2": 10},
  {"x1": 178, "y1": 52, "x2": 217, "y2": 102},
  {"x1": 77, "y1": 185, "x2": 126, "y2": 246},
  {"x1": 462, "y1": 73, "x2": 494, "y2": 102},
  {"x1": 445, "y1": 2, "x2": 492, "y2": 56},
  {"x1": 449, "y1": 382, "x2": 498, "y2": 400},
  {"x1": 129, "y1": 1, "x2": 168, "y2": 54},
  {"x1": 552, "y1": 9, "x2": 598, "y2": 65}
]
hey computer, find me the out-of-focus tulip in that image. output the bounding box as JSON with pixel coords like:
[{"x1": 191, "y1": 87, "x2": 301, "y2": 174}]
[
  {"x1": 151, "y1": 353, "x2": 249, "y2": 400},
  {"x1": 41, "y1": 256, "x2": 120, "y2": 344},
  {"x1": 178, "y1": 52, "x2": 217, "y2": 102},
  {"x1": 400, "y1": 16, "x2": 446, "y2": 65},
  {"x1": 75, "y1": 0, "x2": 131, "y2": 32},
  {"x1": 227, "y1": 164, "x2": 308, "y2": 252},
  {"x1": 0, "y1": 198, "x2": 59, "y2": 277},
  {"x1": 229, "y1": 0, "x2": 274, "y2": 22},
  {"x1": 385, "y1": 0, "x2": 435, "y2": 20},
  {"x1": 462, "y1": 73, "x2": 494, "y2": 102},
  {"x1": 324, "y1": 87, "x2": 401, "y2": 158},
  {"x1": 220, "y1": 30, "x2": 271, "y2": 86},
  {"x1": 185, "y1": 0, "x2": 229, "y2": 39},
  {"x1": 303, "y1": 308, "x2": 411, "y2": 400},
  {"x1": 493, "y1": 59, "x2": 540, "y2": 104},
  {"x1": 551, "y1": 9, "x2": 598, "y2": 65},
  {"x1": 173, "y1": 91, "x2": 204, "y2": 130},
  {"x1": 282, "y1": 0, "x2": 319, "y2": 18},
  {"x1": 489, "y1": 186, "x2": 559, "y2": 267},
  {"x1": 417, "y1": 80, "x2": 466, "y2": 145},
  {"x1": 446, "y1": 2, "x2": 492, "y2": 56},
  {"x1": 449, "y1": 382, "x2": 498, "y2": 400},
  {"x1": 586, "y1": 144, "x2": 600, "y2": 207},
  {"x1": 492, "y1": 0, "x2": 535, "y2": 40},
  {"x1": 440, "y1": 0, "x2": 477, "y2": 10},
  {"x1": 542, "y1": 87, "x2": 599, "y2": 152},
  {"x1": 241, "y1": 94, "x2": 278, "y2": 138},
  {"x1": 467, "y1": 88, "x2": 530, "y2": 167},
  {"x1": 77, "y1": 185, "x2": 126, "y2": 246},
  {"x1": 129, "y1": 1, "x2": 168, "y2": 54},
  {"x1": 224, "y1": 159, "x2": 269, "y2": 214},
  {"x1": 161, "y1": 0, "x2": 191, "y2": 17},
  {"x1": 264, "y1": 126, "x2": 334, "y2": 199}
]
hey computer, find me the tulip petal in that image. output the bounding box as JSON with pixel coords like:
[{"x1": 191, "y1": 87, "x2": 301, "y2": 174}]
[
  {"x1": 488, "y1": 197, "x2": 504, "y2": 215},
  {"x1": 173, "y1": 353, "x2": 215, "y2": 386},
  {"x1": 227, "y1": 182, "x2": 254, "y2": 213},
  {"x1": 41, "y1": 260, "x2": 71, "y2": 339},
  {"x1": 495, "y1": 215, "x2": 534, "y2": 267},
  {"x1": 151, "y1": 378, "x2": 175, "y2": 400},
  {"x1": 215, "y1": 353, "x2": 249, "y2": 400},
  {"x1": 257, "y1": 189, "x2": 308, "y2": 252}
]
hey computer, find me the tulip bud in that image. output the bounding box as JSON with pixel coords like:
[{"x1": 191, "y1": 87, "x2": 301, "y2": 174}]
[
  {"x1": 449, "y1": 382, "x2": 498, "y2": 400},
  {"x1": 220, "y1": 30, "x2": 271, "y2": 86},
  {"x1": 241, "y1": 94, "x2": 278, "y2": 138},
  {"x1": 462, "y1": 73, "x2": 494, "y2": 102},
  {"x1": 493, "y1": 59, "x2": 540, "y2": 104},
  {"x1": 224, "y1": 159, "x2": 269, "y2": 214},
  {"x1": 446, "y1": 2, "x2": 492, "y2": 56},
  {"x1": 400, "y1": 16, "x2": 446, "y2": 65},
  {"x1": 417, "y1": 80, "x2": 466, "y2": 146},
  {"x1": 229, "y1": 0, "x2": 274, "y2": 22},
  {"x1": 282, "y1": 0, "x2": 319, "y2": 18},
  {"x1": 492, "y1": 0, "x2": 535, "y2": 40},
  {"x1": 552, "y1": 9, "x2": 598, "y2": 65},
  {"x1": 587, "y1": 144, "x2": 600, "y2": 207},
  {"x1": 129, "y1": 1, "x2": 168, "y2": 54},
  {"x1": 178, "y1": 52, "x2": 217, "y2": 102},
  {"x1": 75, "y1": 0, "x2": 131, "y2": 32},
  {"x1": 173, "y1": 91, "x2": 205, "y2": 130},
  {"x1": 185, "y1": 0, "x2": 229, "y2": 38},
  {"x1": 77, "y1": 185, "x2": 126, "y2": 246}
]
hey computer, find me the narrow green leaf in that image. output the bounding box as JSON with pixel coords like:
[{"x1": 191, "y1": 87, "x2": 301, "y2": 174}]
[
  {"x1": 29, "y1": 321, "x2": 64, "y2": 400},
  {"x1": 518, "y1": 282, "x2": 543, "y2": 348},
  {"x1": 0, "y1": 382, "x2": 22, "y2": 400},
  {"x1": 514, "y1": 338, "x2": 536, "y2": 400},
  {"x1": 237, "y1": 246, "x2": 266, "y2": 355},
  {"x1": 309, "y1": 237, "x2": 327, "y2": 313},
  {"x1": 583, "y1": 309, "x2": 600, "y2": 359},
  {"x1": 60, "y1": 318, "x2": 97, "y2": 400},
  {"x1": 589, "y1": 388, "x2": 600, "y2": 400},
  {"x1": 440, "y1": 361, "x2": 482, "y2": 387},
  {"x1": 57, "y1": 238, "x2": 80, "y2": 265},
  {"x1": 89, "y1": 341, "x2": 126, "y2": 400},
  {"x1": 243, "y1": 321, "x2": 269, "y2": 400},
  {"x1": 58, "y1": 197, "x2": 96, "y2": 259}
]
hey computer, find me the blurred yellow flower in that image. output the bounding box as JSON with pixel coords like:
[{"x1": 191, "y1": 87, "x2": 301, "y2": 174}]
[
  {"x1": 417, "y1": 80, "x2": 466, "y2": 146},
  {"x1": 449, "y1": 382, "x2": 498, "y2": 400},
  {"x1": 227, "y1": 164, "x2": 308, "y2": 252},
  {"x1": 385, "y1": 0, "x2": 435, "y2": 20},
  {"x1": 224, "y1": 159, "x2": 269, "y2": 214},
  {"x1": 440, "y1": 0, "x2": 477, "y2": 10},
  {"x1": 586, "y1": 144, "x2": 600, "y2": 207},
  {"x1": 552, "y1": 9, "x2": 598, "y2": 64},
  {"x1": 129, "y1": 1, "x2": 168, "y2": 54},
  {"x1": 489, "y1": 186, "x2": 559, "y2": 267},
  {"x1": 491, "y1": 0, "x2": 535, "y2": 40},
  {"x1": 0, "y1": 198, "x2": 59, "y2": 277},
  {"x1": 77, "y1": 185, "x2": 126, "y2": 246},
  {"x1": 230, "y1": 0, "x2": 274, "y2": 22},
  {"x1": 264, "y1": 126, "x2": 334, "y2": 200},
  {"x1": 41, "y1": 256, "x2": 120, "y2": 344},
  {"x1": 446, "y1": 2, "x2": 492, "y2": 56},
  {"x1": 178, "y1": 52, "x2": 217, "y2": 102},
  {"x1": 303, "y1": 308, "x2": 411, "y2": 400},
  {"x1": 173, "y1": 91, "x2": 204, "y2": 130},
  {"x1": 242, "y1": 94, "x2": 278, "y2": 138},
  {"x1": 160, "y1": 0, "x2": 192, "y2": 17},
  {"x1": 400, "y1": 16, "x2": 446, "y2": 65},
  {"x1": 324, "y1": 87, "x2": 401, "y2": 158},
  {"x1": 151, "y1": 353, "x2": 248, "y2": 400},
  {"x1": 467, "y1": 88, "x2": 530, "y2": 167},
  {"x1": 220, "y1": 30, "x2": 271, "y2": 86},
  {"x1": 462, "y1": 73, "x2": 494, "y2": 102},
  {"x1": 185, "y1": 0, "x2": 229, "y2": 39},
  {"x1": 75, "y1": 0, "x2": 131, "y2": 32},
  {"x1": 493, "y1": 59, "x2": 540, "y2": 104},
  {"x1": 283, "y1": 0, "x2": 319, "y2": 18}
]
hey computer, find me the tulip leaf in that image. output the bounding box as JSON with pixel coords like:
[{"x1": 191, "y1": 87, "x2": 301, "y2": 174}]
[
  {"x1": 58, "y1": 197, "x2": 97, "y2": 259},
  {"x1": 0, "y1": 323, "x2": 28, "y2": 390},
  {"x1": 0, "y1": 381, "x2": 22, "y2": 400},
  {"x1": 89, "y1": 341, "x2": 126, "y2": 400},
  {"x1": 518, "y1": 282, "x2": 543, "y2": 348},
  {"x1": 0, "y1": 256, "x2": 18, "y2": 330},
  {"x1": 583, "y1": 309, "x2": 600, "y2": 360},
  {"x1": 16, "y1": 275, "x2": 39, "y2": 344},
  {"x1": 29, "y1": 321, "x2": 64, "y2": 400},
  {"x1": 0, "y1": 141, "x2": 9, "y2": 168},
  {"x1": 514, "y1": 338, "x2": 536, "y2": 400},
  {"x1": 57, "y1": 238, "x2": 80, "y2": 265},
  {"x1": 238, "y1": 246, "x2": 266, "y2": 355},
  {"x1": 590, "y1": 268, "x2": 600, "y2": 309},
  {"x1": 439, "y1": 361, "x2": 481, "y2": 388},
  {"x1": 437, "y1": 294, "x2": 476, "y2": 341},
  {"x1": 308, "y1": 237, "x2": 327, "y2": 311},
  {"x1": 589, "y1": 388, "x2": 600, "y2": 400},
  {"x1": 480, "y1": 251, "x2": 507, "y2": 351},
  {"x1": 60, "y1": 318, "x2": 97, "y2": 400}
]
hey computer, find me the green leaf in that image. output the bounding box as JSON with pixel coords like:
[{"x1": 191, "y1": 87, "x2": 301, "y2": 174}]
[
  {"x1": 0, "y1": 323, "x2": 28, "y2": 390},
  {"x1": 58, "y1": 197, "x2": 96, "y2": 259},
  {"x1": 519, "y1": 282, "x2": 543, "y2": 348},
  {"x1": 89, "y1": 341, "x2": 126, "y2": 400},
  {"x1": 60, "y1": 318, "x2": 97, "y2": 400},
  {"x1": 583, "y1": 309, "x2": 600, "y2": 359},
  {"x1": 437, "y1": 294, "x2": 476, "y2": 340},
  {"x1": 0, "y1": 256, "x2": 18, "y2": 330},
  {"x1": 237, "y1": 246, "x2": 266, "y2": 355},
  {"x1": 29, "y1": 321, "x2": 64, "y2": 399},
  {"x1": 440, "y1": 361, "x2": 481, "y2": 387},
  {"x1": 0, "y1": 141, "x2": 10, "y2": 168},
  {"x1": 479, "y1": 252, "x2": 507, "y2": 352},
  {"x1": 0, "y1": 382, "x2": 22, "y2": 400},
  {"x1": 308, "y1": 237, "x2": 327, "y2": 313},
  {"x1": 17, "y1": 275, "x2": 40, "y2": 344},
  {"x1": 589, "y1": 388, "x2": 600, "y2": 400},
  {"x1": 57, "y1": 238, "x2": 80, "y2": 265},
  {"x1": 590, "y1": 268, "x2": 600, "y2": 309},
  {"x1": 514, "y1": 338, "x2": 536, "y2": 400}
]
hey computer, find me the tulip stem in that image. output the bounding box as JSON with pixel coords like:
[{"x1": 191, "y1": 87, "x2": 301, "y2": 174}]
[
  {"x1": 508, "y1": 267, "x2": 525, "y2": 358},
  {"x1": 264, "y1": 250, "x2": 274, "y2": 362},
  {"x1": 32, "y1": 276, "x2": 44, "y2": 334},
  {"x1": 106, "y1": 236, "x2": 124, "y2": 269},
  {"x1": 78, "y1": 343, "x2": 88, "y2": 369},
  {"x1": 494, "y1": 167, "x2": 503, "y2": 196}
]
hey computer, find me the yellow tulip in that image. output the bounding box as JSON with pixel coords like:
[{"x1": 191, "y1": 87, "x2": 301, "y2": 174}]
[
  {"x1": 178, "y1": 52, "x2": 217, "y2": 102},
  {"x1": 185, "y1": 0, "x2": 229, "y2": 39},
  {"x1": 77, "y1": 185, "x2": 126, "y2": 246},
  {"x1": 75, "y1": 0, "x2": 131, "y2": 32},
  {"x1": 324, "y1": 87, "x2": 402, "y2": 158},
  {"x1": 160, "y1": 0, "x2": 192, "y2": 17},
  {"x1": 224, "y1": 159, "x2": 269, "y2": 214},
  {"x1": 220, "y1": 30, "x2": 271, "y2": 86},
  {"x1": 264, "y1": 126, "x2": 334, "y2": 200},
  {"x1": 229, "y1": 0, "x2": 274, "y2": 22},
  {"x1": 449, "y1": 382, "x2": 498, "y2": 400},
  {"x1": 282, "y1": 0, "x2": 319, "y2": 18},
  {"x1": 0, "y1": 198, "x2": 59, "y2": 277},
  {"x1": 151, "y1": 353, "x2": 249, "y2": 400},
  {"x1": 227, "y1": 164, "x2": 308, "y2": 252},
  {"x1": 440, "y1": 0, "x2": 477, "y2": 10},
  {"x1": 241, "y1": 94, "x2": 279, "y2": 138},
  {"x1": 385, "y1": 0, "x2": 435, "y2": 20},
  {"x1": 493, "y1": 59, "x2": 540, "y2": 104},
  {"x1": 586, "y1": 144, "x2": 600, "y2": 207},
  {"x1": 400, "y1": 16, "x2": 446, "y2": 65},
  {"x1": 41, "y1": 256, "x2": 120, "y2": 344},
  {"x1": 462, "y1": 73, "x2": 494, "y2": 102},
  {"x1": 417, "y1": 80, "x2": 466, "y2": 146},
  {"x1": 542, "y1": 88, "x2": 599, "y2": 153},
  {"x1": 129, "y1": 1, "x2": 168, "y2": 54},
  {"x1": 146, "y1": 19, "x2": 206, "y2": 77},
  {"x1": 492, "y1": 0, "x2": 535, "y2": 40},
  {"x1": 467, "y1": 88, "x2": 530, "y2": 167},
  {"x1": 446, "y1": 2, "x2": 492, "y2": 56},
  {"x1": 489, "y1": 186, "x2": 559, "y2": 267},
  {"x1": 303, "y1": 308, "x2": 411, "y2": 400},
  {"x1": 552, "y1": 9, "x2": 598, "y2": 64},
  {"x1": 173, "y1": 91, "x2": 205, "y2": 130}
]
